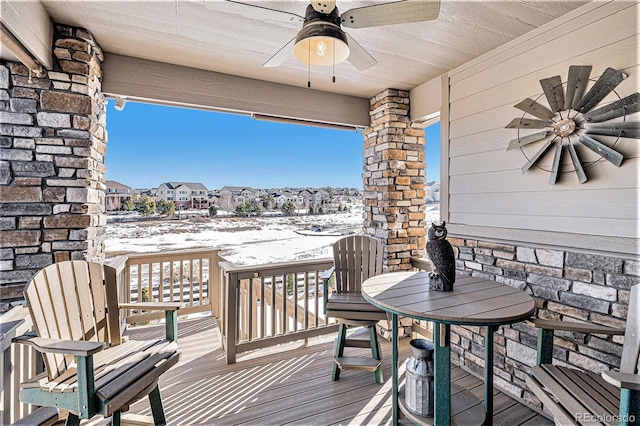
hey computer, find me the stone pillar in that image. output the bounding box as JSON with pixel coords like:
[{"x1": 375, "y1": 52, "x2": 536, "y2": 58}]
[
  {"x1": 362, "y1": 89, "x2": 426, "y2": 271},
  {"x1": 0, "y1": 25, "x2": 106, "y2": 309}
]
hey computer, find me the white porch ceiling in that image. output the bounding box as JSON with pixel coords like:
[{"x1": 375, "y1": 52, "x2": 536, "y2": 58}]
[{"x1": 32, "y1": 0, "x2": 590, "y2": 99}]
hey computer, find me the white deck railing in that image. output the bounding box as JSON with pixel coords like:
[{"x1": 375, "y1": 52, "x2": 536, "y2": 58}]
[
  {"x1": 218, "y1": 258, "x2": 338, "y2": 364},
  {"x1": 117, "y1": 248, "x2": 221, "y2": 323},
  {"x1": 1, "y1": 250, "x2": 434, "y2": 422}
]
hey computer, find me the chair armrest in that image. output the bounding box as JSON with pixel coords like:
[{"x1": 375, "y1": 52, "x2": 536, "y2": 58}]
[
  {"x1": 320, "y1": 267, "x2": 335, "y2": 280},
  {"x1": 120, "y1": 302, "x2": 181, "y2": 342},
  {"x1": 526, "y1": 319, "x2": 625, "y2": 335},
  {"x1": 321, "y1": 267, "x2": 335, "y2": 314},
  {"x1": 602, "y1": 370, "x2": 640, "y2": 391},
  {"x1": 119, "y1": 302, "x2": 182, "y2": 311},
  {"x1": 13, "y1": 335, "x2": 105, "y2": 356}
]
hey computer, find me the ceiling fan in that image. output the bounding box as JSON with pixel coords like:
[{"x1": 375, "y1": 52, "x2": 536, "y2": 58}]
[{"x1": 204, "y1": 0, "x2": 441, "y2": 71}]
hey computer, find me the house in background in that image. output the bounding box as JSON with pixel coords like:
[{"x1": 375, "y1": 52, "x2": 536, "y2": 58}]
[
  {"x1": 105, "y1": 180, "x2": 131, "y2": 211},
  {"x1": 298, "y1": 189, "x2": 319, "y2": 209},
  {"x1": 275, "y1": 191, "x2": 304, "y2": 209},
  {"x1": 218, "y1": 186, "x2": 261, "y2": 210},
  {"x1": 156, "y1": 182, "x2": 209, "y2": 209}
]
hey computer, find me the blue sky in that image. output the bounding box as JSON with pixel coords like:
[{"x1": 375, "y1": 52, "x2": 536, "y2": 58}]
[{"x1": 104, "y1": 100, "x2": 440, "y2": 190}]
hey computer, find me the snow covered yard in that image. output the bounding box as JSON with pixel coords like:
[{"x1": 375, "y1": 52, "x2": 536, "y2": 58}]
[
  {"x1": 106, "y1": 205, "x2": 362, "y2": 265},
  {"x1": 105, "y1": 203, "x2": 441, "y2": 265}
]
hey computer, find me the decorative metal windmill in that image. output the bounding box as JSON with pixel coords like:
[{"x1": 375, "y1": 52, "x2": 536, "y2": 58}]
[{"x1": 506, "y1": 66, "x2": 639, "y2": 184}]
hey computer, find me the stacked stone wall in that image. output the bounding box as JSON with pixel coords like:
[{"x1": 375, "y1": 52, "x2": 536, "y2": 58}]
[
  {"x1": 0, "y1": 25, "x2": 106, "y2": 310},
  {"x1": 362, "y1": 89, "x2": 427, "y2": 271},
  {"x1": 448, "y1": 237, "x2": 639, "y2": 410}
]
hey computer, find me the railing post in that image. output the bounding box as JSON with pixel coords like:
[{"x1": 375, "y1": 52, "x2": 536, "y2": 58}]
[
  {"x1": 1, "y1": 306, "x2": 35, "y2": 424},
  {"x1": 210, "y1": 250, "x2": 222, "y2": 319},
  {"x1": 225, "y1": 271, "x2": 239, "y2": 364},
  {"x1": 106, "y1": 255, "x2": 129, "y2": 331},
  {"x1": 1, "y1": 329, "x2": 13, "y2": 425}
]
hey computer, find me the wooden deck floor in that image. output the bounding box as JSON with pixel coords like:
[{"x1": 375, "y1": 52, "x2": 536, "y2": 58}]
[{"x1": 121, "y1": 315, "x2": 552, "y2": 426}]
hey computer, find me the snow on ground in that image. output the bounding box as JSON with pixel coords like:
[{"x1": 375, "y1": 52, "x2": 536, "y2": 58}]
[
  {"x1": 105, "y1": 203, "x2": 441, "y2": 266},
  {"x1": 106, "y1": 205, "x2": 363, "y2": 265}
]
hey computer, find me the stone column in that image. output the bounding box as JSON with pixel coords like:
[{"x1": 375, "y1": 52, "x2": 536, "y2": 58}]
[
  {"x1": 362, "y1": 89, "x2": 427, "y2": 271},
  {"x1": 0, "y1": 25, "x2": 106, "y2": 308}
]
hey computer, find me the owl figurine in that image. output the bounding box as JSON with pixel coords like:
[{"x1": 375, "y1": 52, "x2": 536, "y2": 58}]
[{"x1": 425, "y1": 221, "x2": 456, "y2": 291}]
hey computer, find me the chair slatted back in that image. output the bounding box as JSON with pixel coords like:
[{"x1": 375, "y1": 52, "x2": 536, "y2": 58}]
[
  {"x1": 333, "y1": 235, "x2": 384, "y2": 294},
  {"x1": 621, "y1": 284, "x2": 639, "y2": 375},
  {"x1": 24, "y1": 261, "x2": 122, "y2": 380}
]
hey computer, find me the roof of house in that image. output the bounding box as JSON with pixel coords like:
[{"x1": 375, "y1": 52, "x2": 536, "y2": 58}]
[
  {"x1": 220, "y1": 186, "x2": 254, "y2": 193},
  {"x1": 162, "y1": 182, "x2": 209, "y2": 191},
  {"x1": 106, "y1": 180, "x2": 131, "y2": 189}
]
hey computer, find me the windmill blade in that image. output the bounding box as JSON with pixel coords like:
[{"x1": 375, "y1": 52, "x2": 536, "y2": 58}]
[
  {"x1": 514, "y1": 99, "x2": 554, "y2": 120},
  {"x1": 345, "y1": 33, "x2": 376, "y2": 71},
  {"x1": 263, "y1": 37, "x2": 296, "y2": 67},
  {"x1": 574, "y1": 67, "x2": 627, "y2": 114},
  {"x1": 204, "y1": 0, "x2": 303, "y2": 24},
  {"x1": 522, "y1": 140, "x2": 553, "y2": 173},
  {"x1": 341, "y1": 0, "x2": 440, "y2": 29},
  {"x1": 540, "y1": 76, "x2": 564, "y2": 113},
  {"x1": 549, "y1": 144, "x2": 564, "y2": 185},
  {"x1": 582, "y1": 93, "x2": 640, "y2": 123},
  {"x1": 585, "y1": 121, "x2": 640, "y2": 139},
  {"x1": 507, "y1": 130, "x2": 553, "y2": 151},
  {"x1": 578, "y1": 135, "x2": 623, "y2": 167},
  {"x1": 564, "y1": 65, "x2": 592, "y2": 110},
  {"x1": 506, "y1": 118, "x2": 551, "y2": 129},
  {"x1": 568, "y1": 143, "x2": 587, "y2": 184}
]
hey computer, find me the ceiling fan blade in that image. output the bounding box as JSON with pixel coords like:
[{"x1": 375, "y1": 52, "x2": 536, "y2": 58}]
[
  {"x1": 514, "y1": 98, "x2": 554, "y2": 120},
  {"x1": 341, "y1": 0, "x2": 440, "y2": 29},
  {"x1": 345, "y1": 33, "x2": 376, "y2": 71},
  {"x1": 585, "y1": 121, "x2": 640, "y2": 139},
  {"x1": 506, "y1": 118, "x2": 551, "y2": 129},
  {"x1": 564, "y1": 65, "x2": 591, "y2": 110},
  {"x1": 582, "y1": 92, "x2": 640, "y2": 123},
  {"x1": 540, "y1": 75, "x2": 564, "y2": 113},
  {"x1": 204, "y1": 0, "x2": 303, "y2": 24},
  {"x1": 574, "y1": 67, "x2": 627, "y2": 114},
  {"x1": 578, "y1": 135, "x2": 623, "y2": 167},
  {"x1": 506, "y1": 130, "x2": 553, "y2": 151},
  {"x1": 262, "y1": 37, "x2": 296, "y2": 67},
  {"x1": 568, "y1": 143, "x2": 587, "y2": 184}
]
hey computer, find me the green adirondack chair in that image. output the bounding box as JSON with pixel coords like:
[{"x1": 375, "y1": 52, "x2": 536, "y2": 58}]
[
  {"x1": 527, "y1": 284, "x2": 639, "y2": 426},
  {"x1": 322, "y1": 235, "x2": 388, "y2": 384},
  {"x1": 13, "y1": 260, "x2": 181, "y2": 426}
]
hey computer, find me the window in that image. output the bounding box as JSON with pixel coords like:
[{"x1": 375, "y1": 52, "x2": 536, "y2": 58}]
[{"x1": 425, "y1": 121, "x2": 441, "y2": 224}]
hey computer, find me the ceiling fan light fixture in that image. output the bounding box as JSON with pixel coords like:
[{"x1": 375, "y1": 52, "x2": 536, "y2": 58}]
[
  {"x1": 293, "y1": 23, "x2": 349, "y2": 66},
  {"x1": 293, "y1": 4, "x2": 349, "y2": 67}
]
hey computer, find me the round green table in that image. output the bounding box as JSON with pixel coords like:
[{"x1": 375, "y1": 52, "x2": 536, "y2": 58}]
[{"x1": 361, "y1": 271, "x2": 535, "y2": 426}]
